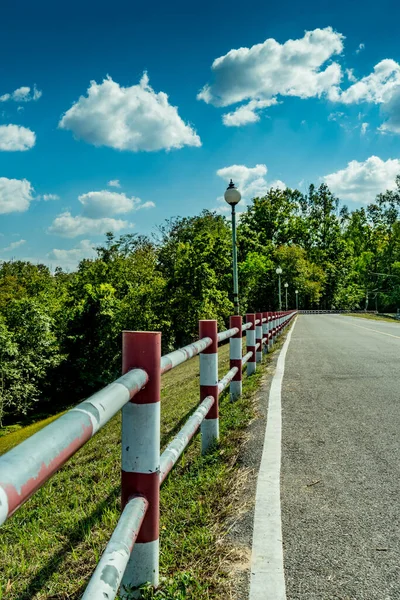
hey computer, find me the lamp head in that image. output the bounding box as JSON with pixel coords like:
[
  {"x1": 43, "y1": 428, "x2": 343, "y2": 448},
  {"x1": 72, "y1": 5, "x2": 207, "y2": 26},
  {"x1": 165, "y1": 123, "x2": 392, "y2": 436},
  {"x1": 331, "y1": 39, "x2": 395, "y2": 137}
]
[{"x1": 224, "y1": 180, "x2": 241, "y2": 206}]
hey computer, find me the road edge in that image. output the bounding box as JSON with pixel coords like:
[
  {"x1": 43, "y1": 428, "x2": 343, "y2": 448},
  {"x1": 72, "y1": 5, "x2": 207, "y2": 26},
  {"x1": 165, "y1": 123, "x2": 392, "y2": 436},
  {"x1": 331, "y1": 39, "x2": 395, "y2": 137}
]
[{"x1": 248, "y1": 318, "x2": 297, "y2": 600}]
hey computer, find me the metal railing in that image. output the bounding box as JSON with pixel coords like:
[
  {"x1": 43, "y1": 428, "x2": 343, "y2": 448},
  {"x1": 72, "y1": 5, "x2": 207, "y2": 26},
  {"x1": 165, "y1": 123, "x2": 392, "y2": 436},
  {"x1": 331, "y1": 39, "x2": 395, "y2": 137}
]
[{"x1": 0, "y1": 310, "x2": 297, "y2": 599}]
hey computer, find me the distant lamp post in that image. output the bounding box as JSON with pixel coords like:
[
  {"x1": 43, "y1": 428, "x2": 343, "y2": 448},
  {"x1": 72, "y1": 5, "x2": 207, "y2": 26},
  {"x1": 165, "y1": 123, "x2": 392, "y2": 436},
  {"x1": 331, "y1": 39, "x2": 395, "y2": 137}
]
[
  {"x1": 224, "y1": 179, "x2": 241, "y2": 315},
  {"x1": 295, "y1": 289, "x2": 299, "y2": 310},
  {"x1": 276, "y1": 266, "x2": 283, "y2": 310},
  {"x1": 284, "y1": 282, "x2": 289, "y2": 310}
]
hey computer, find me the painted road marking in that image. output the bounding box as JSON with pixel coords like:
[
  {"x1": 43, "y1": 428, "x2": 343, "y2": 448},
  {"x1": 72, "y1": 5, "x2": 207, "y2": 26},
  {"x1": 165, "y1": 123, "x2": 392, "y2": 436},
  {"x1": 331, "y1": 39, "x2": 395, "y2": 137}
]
[
  {"x1": 249, "y1": 320, "x2": 296, "y2": 600},
  {"x1": 340, "y1": 319, "x2": 400, "y2": 340}
]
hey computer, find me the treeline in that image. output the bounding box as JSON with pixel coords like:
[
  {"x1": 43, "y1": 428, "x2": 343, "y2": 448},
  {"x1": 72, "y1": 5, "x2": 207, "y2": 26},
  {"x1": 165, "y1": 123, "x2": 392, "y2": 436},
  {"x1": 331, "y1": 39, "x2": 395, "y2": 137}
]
[{"x1": 1, "y1": 179, "x2": 400, "y2": 424}]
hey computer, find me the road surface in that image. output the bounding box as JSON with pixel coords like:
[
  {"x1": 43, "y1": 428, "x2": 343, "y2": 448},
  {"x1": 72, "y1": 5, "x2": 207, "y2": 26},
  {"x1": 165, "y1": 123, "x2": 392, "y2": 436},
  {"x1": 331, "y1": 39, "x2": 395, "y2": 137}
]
[{"x1": 281, "y1": 315, "x2": 400, "y2": 599}]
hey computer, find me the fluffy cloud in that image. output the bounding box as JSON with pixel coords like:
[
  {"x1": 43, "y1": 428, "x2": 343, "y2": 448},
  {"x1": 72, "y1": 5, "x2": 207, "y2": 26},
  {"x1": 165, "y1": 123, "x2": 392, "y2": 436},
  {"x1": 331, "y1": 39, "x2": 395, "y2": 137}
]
[
  {"x1": 216, "y1": 164, "x2": 286, "y2": 212},
  {"x1": 107, "y1": 179, "x2": 121, "y2": 188},
  {"x1": 0, "y1": 85, "x2": 42, "y2": 103},
  {"x1": 47, "y1": 240, "x2": 97, "y2": 270},
  {"x1": 0, "y1": 177, "x2": 34, "y2": 214},
  {"x1": 198, "y1": 27, "x2": 344, "y2": 125},
  {"x1": 332, "y1": 59, "x2": 400, "y2": 104},
  {"x1": 379, "y1": 86, "x2": 400, "y2": 134},
  {"x1": 356, "y1": 43, "x2": 365, "y2": 54},
  {"x1": 59, "y1": 73, "x2": 201, "y2": 151},
  {"x1": 49, "y1": 187, "x2": 154, "y2": 238},
  {"x1": 223, "y1": 99, "x2": 278, "y2": 127},
  {"x1": 3, "y1": 239, "x2": 26, "y2": 251},
  {"x1": 78, "y1": 190, "x2": 155, "y2": 218},
  {"x1": 0, "y1": 125, "x2": 36, "y2": 151},
  {"x1": 43, "y1": 194, "x2": 60, "y2": 201},
  {"x1": 48, "y1": 212, "x2": 131, "y2": 238},
  {"x1": 322, "y1": 156, "x2": 400, "y2": 202},
  {"x1": 361, "y1": 122, "x2": 369, "y2": 135}
]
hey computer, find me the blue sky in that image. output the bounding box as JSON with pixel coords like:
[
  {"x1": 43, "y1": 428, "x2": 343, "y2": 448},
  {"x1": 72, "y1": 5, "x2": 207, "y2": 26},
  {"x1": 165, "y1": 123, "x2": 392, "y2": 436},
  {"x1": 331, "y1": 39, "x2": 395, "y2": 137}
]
[{"x1": 1, "y1": 0, "x2": 400, "y2": 269}]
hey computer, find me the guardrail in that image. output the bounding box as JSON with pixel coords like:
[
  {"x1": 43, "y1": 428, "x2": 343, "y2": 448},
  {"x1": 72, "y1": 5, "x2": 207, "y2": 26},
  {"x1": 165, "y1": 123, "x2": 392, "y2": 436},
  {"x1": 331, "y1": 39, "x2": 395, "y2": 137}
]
[
  {"x1": 0, "y1": 309, "x2": 297, "y2": 599},
  {"x1": 299, "y1": 310, "x2": 378, "y2": 314}
]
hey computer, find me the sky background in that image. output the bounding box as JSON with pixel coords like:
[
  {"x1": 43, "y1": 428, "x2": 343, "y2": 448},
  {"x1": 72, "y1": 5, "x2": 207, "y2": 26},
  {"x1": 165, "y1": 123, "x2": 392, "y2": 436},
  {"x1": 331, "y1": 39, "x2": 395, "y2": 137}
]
[{"x1": 1, "y1": 0, "x2": 400, "y2": 269}]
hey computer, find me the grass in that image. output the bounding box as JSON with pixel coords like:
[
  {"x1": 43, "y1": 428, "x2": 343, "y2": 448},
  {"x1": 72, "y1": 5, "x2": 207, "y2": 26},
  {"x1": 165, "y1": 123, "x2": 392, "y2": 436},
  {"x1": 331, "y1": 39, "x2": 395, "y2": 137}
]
[
  {"x1": 0, "y1": 412, "x2": 68, "y2": 455},
  {"x1": 0, "y1": 336, "x2": 283, "y2": 600},
  {"x1": 343, "y1": 312, "x2": 400, "y2": 324}
]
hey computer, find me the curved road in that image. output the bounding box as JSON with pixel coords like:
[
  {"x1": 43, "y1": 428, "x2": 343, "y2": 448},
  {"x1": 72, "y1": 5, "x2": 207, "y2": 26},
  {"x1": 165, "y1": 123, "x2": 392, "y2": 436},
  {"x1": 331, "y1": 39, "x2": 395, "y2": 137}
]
[{"x1": 281, "y1": 315, "x2": 400, "y2": 600}]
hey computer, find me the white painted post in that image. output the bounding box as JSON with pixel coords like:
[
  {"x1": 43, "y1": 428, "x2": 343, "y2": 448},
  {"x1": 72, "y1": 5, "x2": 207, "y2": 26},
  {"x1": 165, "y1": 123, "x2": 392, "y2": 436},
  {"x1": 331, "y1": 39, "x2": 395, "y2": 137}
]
[
  {"x1": 199, "y1": 320, "x2": 219, "y2": 453},
  {"x1": 121, "y1": 331, "x2": 161, "y2": 597},
  {"x1": 230, "y1": 315, "x2": 242, "y2": 400},
  {"x1": 246, "y1": 313, "x2": 256, "y2": 376},
  {"x1": 256, "y1": 312, "x2": 263, "y2": 363}
]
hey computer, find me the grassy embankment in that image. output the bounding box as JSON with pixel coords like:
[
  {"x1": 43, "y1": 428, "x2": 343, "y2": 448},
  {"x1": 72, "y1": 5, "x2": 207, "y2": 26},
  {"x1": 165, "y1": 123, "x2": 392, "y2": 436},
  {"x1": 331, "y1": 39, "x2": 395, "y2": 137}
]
[
  {"x1": 0, "y1": 333, "x2": 286, "y2": 600},
  {"x1": 344, "y1": 312, "x2": 400, "y2": 324}
]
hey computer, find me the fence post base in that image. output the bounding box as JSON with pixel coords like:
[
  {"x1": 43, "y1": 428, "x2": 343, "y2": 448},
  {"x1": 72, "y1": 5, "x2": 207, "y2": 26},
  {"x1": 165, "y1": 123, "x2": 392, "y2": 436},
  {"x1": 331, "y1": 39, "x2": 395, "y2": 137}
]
[{"x1": 121, "y1": 541, "x2": 159, "y2": 599}]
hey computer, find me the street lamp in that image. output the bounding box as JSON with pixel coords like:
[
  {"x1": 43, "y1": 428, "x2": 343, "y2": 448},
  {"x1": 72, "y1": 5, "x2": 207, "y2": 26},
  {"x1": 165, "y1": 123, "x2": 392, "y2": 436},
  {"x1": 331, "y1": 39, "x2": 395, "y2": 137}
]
[
  {"x1": 284, "y1": 282, "x2": 289, "y2": 310},
  {"x1": 295, "y1": 289, "x2": 299, "y2": 310},
  {"x1": 276, "y1": 266, "x2": 282, "y2": 310},
  {"x1": 224, "y1": 179, "x2": 241, "y2": 315}
]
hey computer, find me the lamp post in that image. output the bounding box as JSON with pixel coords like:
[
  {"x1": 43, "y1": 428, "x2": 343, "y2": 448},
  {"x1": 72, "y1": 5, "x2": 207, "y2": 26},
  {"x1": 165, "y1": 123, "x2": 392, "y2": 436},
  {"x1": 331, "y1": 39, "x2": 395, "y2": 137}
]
[
  {"x1": 276, "y1": 266, "x2": 282, "y2": 310},
  {"x1": 224, "y1": 180, "x2": 241, "y2": 315},
  {"x1": 284, "y1": 282, "x2": 289, "y2": 310},
  {"x1": 295, "y1": 289, "x2": 299, "y2": 310}
]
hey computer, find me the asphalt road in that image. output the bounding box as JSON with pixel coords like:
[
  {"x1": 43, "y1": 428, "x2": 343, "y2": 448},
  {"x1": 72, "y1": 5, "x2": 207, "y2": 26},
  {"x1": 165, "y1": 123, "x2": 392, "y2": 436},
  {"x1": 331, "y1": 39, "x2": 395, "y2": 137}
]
[{"x1": 281, "y1": 315, "x2": 400, "y2": 600}]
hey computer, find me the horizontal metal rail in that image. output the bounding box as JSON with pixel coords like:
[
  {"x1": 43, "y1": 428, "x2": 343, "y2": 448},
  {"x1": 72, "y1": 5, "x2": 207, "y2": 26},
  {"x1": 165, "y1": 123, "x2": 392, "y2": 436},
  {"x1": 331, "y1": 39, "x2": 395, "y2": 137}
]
[
  {"x1": 160, "y1": 337, "x2": 212, "y2": 374},
  {"x1": 255, "y1": 342, "x2": 260, "y2": 351},
  {"x1": 218, "y1": 367, "x2": 239, "y2": 395},
  {"x1": 255, "y1": 319, "x2": 260, "y2": 325},
  {"x1": 217, "y1": 327, "x2": 239, "y2": 343},
  {"x1": 242, "y1": 351, "x2": 253, "y2": 365},
  {"x1": 159, "y1": 396, "x2": 215, "y2": 484},
  {"x1": 82, "y1": 496, "x2": 148, "y2": 600},
  {"x1": 262, "y1": 318, "x2": 267, "y2": 322},
  {"x1": 0, "y1": 367, "x2": 148, "y2": 526},
  {"x1": 242, "y1": 322, "x2": 252, "y2": 331}
]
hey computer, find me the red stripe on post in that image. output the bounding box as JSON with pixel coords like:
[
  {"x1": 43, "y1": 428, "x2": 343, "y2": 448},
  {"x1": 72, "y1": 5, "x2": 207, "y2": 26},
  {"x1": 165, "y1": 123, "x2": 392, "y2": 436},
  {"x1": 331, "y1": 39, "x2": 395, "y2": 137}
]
[{"x1": 121, "y1": 471, "x2": 159, "y2": 543}]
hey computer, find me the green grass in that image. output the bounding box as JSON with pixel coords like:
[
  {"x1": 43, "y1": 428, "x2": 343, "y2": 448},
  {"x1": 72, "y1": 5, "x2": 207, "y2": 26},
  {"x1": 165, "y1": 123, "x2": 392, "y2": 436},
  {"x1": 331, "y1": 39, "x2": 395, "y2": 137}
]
[
  {"x1": 344, "y1": 312, "x2": 400, "y2": 324},
  {"x1": 0, "y1": 412, "x2": 68, "y2": 455},
  {"x1": 0, "y1": 336, "x2": 284, "y2": 600}
]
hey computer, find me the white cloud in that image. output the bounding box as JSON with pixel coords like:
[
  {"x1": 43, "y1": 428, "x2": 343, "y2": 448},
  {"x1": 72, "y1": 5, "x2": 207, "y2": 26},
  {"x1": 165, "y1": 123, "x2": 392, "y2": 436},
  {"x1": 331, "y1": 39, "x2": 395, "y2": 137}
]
[
  {"x1": 361, "y1": 122, "x2": 369, "y2": 135},
  {"x1": 78, "y1": 190, "x2": 154, "y2": 218},
  {"x1": 43, "y1": 194, "x2": 60, "y2": 201},
  {"x1": 3, "y1": 239, "x2": 26, "y2": 251},
  {"x1": 0, "y1": 177, "x2": 34, "y2": 214},
  {"x1": 379, "y1": 86, "x2": 400, "y2": 134},
  {"x1": 216, "y1": 164, "x2": 286, "y2": 212},
  {"x1": 223, "y1": 99, "x2": 278, "y2": 126},
  {"x1": 346, "y1": 68, "x2": 357, "y2": 83},
  {"x1": 48, "y1": 212, "x2": 131, "y2": 238},
  {"x1": 332, "y1": 59, "x2": 400, "y2": 104},
  {"x1": 328, "y1": 111, "x2": 345, "y2": 121},
  {"x1": 329, "y1": 59, "x2": 400, "y2": 134},
  {"x1": 0, "y1": 125, "x2": 35, "y2": 151},
  {"x1": 47, "y1": 240, "x2": 97, "y2": 270},
  {"x1": 198, "y1": 27, "x2": 344, "y2": 125},
  {"x1": 107, "y1": 179, "x2": 121, "y2": 188},
  {"x1": 59, "y1": 73, "x2": 201, "y2": 151},
  {"x1": 356, "y1": 43, "x2": 365, "y2": 54},
  {"x1": 0, "y1": 85, "x2": 42, "y2": 103},
  {"x1": 322, "y1": 156, "x2": 400, "y2": 202}
]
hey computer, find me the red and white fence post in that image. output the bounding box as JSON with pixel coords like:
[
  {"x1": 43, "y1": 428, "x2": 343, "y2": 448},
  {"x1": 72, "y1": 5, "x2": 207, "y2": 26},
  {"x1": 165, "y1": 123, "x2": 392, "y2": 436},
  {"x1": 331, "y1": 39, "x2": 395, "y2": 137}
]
[
  {"x1": 121, "y1": 331, "x2": 161, "y2": 595},
  {"x1": 256, "y1": 312, "x2": 263, "y2": 363},
  {"x1": 199, "y1": 320, "x2": 219, "y2": 453},
  {"x1": 229, "y1": 315, "x2": 242, "y2": 401},
  {"x1": 262, "y1": 311, "x2": 269, "y2": 354},
  {"x1": 246, "y1": 313, "x2": 256, "y2": 375}
]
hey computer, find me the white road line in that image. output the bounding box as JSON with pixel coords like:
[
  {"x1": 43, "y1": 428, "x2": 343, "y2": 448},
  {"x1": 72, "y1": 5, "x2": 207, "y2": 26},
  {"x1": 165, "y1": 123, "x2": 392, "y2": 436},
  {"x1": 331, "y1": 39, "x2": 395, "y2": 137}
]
[{"x1": 249, "y1": 320, "x2": 296, "y2": 600}]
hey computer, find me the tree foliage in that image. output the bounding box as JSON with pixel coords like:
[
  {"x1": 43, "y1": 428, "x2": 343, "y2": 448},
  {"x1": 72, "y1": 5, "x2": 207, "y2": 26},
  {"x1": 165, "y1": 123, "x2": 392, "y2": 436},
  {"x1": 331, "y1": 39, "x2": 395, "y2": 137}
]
[{"x1": 2, "y1": 178, "x2": 400, "y2": 423}]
